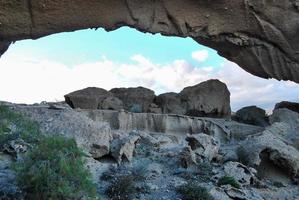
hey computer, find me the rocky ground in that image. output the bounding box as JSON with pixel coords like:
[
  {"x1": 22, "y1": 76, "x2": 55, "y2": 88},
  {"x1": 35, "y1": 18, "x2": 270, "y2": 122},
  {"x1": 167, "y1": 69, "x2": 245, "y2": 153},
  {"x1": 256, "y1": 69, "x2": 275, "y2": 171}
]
[{"x1": 1, "y1": 100, "x2": 299, "y2": 200}]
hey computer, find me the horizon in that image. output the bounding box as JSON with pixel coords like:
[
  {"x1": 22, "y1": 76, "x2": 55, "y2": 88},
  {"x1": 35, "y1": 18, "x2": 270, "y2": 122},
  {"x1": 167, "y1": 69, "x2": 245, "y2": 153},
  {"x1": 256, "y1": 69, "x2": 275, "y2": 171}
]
[{"x1": 0, "y1": 27, "x2": 299, "y2": 112}]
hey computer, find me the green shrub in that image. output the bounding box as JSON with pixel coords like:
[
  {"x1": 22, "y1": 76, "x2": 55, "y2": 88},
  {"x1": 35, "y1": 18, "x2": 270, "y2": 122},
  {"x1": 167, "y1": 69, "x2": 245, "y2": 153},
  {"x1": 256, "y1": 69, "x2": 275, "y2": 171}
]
[
  {"x1": 217, "y1": 175, "x2": 241, "y2": 189},
  {"x1": 14, "y1": 135, "x2": 97, "y2": 199},
  {"x1": 0, "y1": 104, "x2": 41, "y2": 149},
  {"x1": 177, "y1": 182, "x2": 213, "y2": 200}
]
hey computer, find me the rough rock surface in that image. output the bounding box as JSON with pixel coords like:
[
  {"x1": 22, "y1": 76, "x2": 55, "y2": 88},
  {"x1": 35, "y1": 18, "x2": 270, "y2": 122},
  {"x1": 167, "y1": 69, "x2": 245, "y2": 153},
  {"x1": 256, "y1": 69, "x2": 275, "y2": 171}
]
[
  {"x1": 65, "y1": 87, "x2": 112, "y2": 109},
  {"x1": 1, "y1": 1, "x2": 299, "y2": 83},
  {"x1": 110, "y1": 134, "x2": 140, "y2": 164},
  {"x1": 155, "y1": 92, "x2": 185, "y2": 115},
  {"x1": 80, "y1": 109, "x2": 263, "y2": 143},
  {"x1": 234, "y1": 106, "x2": 269, "y2": 127},
  {"x1": 269, "y1": 109, "x2": 299, "y2": 149},
  {"x1": 110, "y1": 87, "x2": 155, "y2": 113},
  {"x1": 275, "y1": 101, "x2": 299, "y2": 114},
  {"x1": 186, "y1": 133, "x2": 220, "y2": 162},
  {"x1": 100, "y1": 96, "x2": 124, "y2": 111},
  {"x1": 1, "y1": 101, "x2": 299, "y2": 199},
  {"x1": 240, "y1": 126, "x2": 299, "y2": 180},
  {"x1": 11, "y1": 103, "x2": 113, "y2": 159},
  {"x1": 180, "y1": 79, "x2": 231, "y2": 118}
]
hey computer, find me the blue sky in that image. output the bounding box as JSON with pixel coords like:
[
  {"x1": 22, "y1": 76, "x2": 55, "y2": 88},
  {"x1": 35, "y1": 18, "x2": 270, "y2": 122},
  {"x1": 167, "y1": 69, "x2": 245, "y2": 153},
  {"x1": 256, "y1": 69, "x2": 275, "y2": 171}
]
[
  {"x1": 11, "y1": 27, "x2": 224, "y2": 67},
  {"x1": 1, "y1": 27, "x2": 299, "y2": 111}
]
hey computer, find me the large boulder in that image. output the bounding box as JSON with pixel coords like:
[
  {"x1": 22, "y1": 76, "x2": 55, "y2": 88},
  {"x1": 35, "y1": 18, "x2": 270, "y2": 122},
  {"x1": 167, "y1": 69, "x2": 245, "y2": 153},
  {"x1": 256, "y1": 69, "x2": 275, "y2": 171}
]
[
  {"x1": 154, "y1": 92, "x2": 185, "y2": 115},
  {"x1": 274, "y1": 101, "x2": 299, "y2": 114},
  {"x1": 110, "y1": 87, "x2": 155, "y2": 113},
  {"x1": 100, "y1": 96, "x2": 124, "y2": 111},
  {"x1": 186, "y1": 133, "x2": 220, "y2": 162},
  {"x1": 65, "y1": 87, "x2": 112, "y2": 109},
  {"x1": 234, "y1": 106, "x2": 269, "y2": 127},
  {"x1": 240, "y1": 125, "x2": 299, "y2": 181},
  {"x1": 179, "y1": 79, "x2": 231, "y2": 118}
]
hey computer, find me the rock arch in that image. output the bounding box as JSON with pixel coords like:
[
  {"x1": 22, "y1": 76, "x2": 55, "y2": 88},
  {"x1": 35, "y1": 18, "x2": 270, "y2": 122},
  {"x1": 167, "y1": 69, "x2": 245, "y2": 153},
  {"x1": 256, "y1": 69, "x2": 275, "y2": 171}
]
[{"x1": 1, "y1": 0, "x2": 299, "y2": 82}]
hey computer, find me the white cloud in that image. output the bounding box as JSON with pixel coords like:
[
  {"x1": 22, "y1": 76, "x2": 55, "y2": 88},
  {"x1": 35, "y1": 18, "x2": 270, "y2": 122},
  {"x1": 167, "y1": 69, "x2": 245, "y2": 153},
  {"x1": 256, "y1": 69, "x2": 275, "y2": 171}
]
[
  {"x1": 191, "y1": 50, "x2": 209, "y2": 62},
  {"x1": 0, "y1": 50, "x2": 299, "y2": 112}
]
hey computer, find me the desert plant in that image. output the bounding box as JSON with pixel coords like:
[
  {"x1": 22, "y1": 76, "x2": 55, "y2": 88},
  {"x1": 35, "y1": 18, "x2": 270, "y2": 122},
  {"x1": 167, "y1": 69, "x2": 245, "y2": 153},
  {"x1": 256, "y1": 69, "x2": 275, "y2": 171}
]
[
  {"x1": 217, "y1": 175, "x2": 241, "y2": 189},
  {"x1": 14, "y1": 135, "x2": 97, "y2": 199},
  {"x1": 106, "y1": 174, "x2": 136, "y2": 200},
  {"x1": 177, "y1": 182, "x2": 213, "y2": 200},
  {"x1": 0, "y1": 104, "x2": 41, "y2": 149},
  {"x1": 105, "y1": 162, "x2": 148, "y2": 200}
]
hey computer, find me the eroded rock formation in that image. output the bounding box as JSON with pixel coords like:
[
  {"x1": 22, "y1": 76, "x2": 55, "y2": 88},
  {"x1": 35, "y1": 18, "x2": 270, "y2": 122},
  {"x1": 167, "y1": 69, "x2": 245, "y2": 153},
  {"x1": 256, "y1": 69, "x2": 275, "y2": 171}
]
[{"x1": 0, "y1": 1, "x2": 299, "y2": 82}]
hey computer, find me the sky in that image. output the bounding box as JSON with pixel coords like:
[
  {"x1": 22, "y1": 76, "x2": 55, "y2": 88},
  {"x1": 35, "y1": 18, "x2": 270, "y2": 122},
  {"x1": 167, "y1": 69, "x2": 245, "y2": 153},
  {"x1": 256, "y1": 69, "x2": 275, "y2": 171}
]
[{"x1": 0, "y1": 27, "x2": 299, "y2": 112}]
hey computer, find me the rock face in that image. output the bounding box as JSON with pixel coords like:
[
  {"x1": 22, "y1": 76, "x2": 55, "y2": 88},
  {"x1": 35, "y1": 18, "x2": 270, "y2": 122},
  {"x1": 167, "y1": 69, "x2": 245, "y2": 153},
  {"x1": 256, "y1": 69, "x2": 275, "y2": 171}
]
[
  {"x1": 110, "y1": 87, "x2": 155, "y2": 113},
  {"x1": 275, "y1": 101, "x2": 299, "y2": 114},
  {"x1": 65, "y1": 87, "x2": 112, "y2": 109},
  {"x1": 234, "y1": 106, "x2": 269, "y2": 127},
  {"x1": 180, "y1": 79, "x2": 231, "y2": 118},
  {"x1": 155, "y1": 93, "x2": 185, "y2": 115},
  {"x1": 12, "y1": 104, "x2": 113, "y2": 159},
  {"x1": 65, "y1": 80, "x2": 231, "y2": 118},
  {"x1": 1, "y1": 1, "x2": 299, "y2": 83},
  {"x1": 101, "y1": 96, "x2": 124, "y2": 111}
]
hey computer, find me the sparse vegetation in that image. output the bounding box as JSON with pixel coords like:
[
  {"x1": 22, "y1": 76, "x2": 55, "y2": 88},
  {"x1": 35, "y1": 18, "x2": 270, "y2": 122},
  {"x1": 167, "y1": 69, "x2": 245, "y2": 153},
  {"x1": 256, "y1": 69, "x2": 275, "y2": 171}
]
[
  {"x1": 218, "y1": 175, "x2": 241, "y2": 189},
  {"x1": 104, "y1": 162, "x2": 148, "y2": 200},
  {"x1": 0, "y1": 104, "x2": 97, "y2": 199},
  {"x1": 177, "y1": 182, "x2": 213, "y2": 200},
  {"x1": 14, "y1": 135, "x2": 97, "y2": 199},
  {"x1": 178, "y1": 162, "x2": 213, "y2": 182},
  {"x1": 0, "y1": 104, "x2": 40, "y2": 149}
]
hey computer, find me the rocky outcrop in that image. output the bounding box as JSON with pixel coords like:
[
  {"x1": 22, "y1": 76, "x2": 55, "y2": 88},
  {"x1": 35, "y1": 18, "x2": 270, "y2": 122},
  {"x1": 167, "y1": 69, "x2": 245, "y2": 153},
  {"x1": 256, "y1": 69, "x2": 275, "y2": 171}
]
[
  {"x1": 110, "y1": 87, "x2": 155, "y2": 113},
  {"x1": 234, "y1": 106, "x2": 269, "y2": 127},
  {"x1": 65, "y1": 87, "x2": 112, "y2": 109},
  {"x1": 186, "y1": 133, "x2": 220, "y2": 162},
  {"x1": 110, "y1": 134, "x2": 140, "y2": 164},
  {"x1": 275, "y1": 101, "x2": 299, "y2": 114},
  {"x1": 65, "y1": 80, "x2": 231, "y2": 118},
  {"x1": 180, "y1": 79, "x2": 231, "y2": 118},
  {"x1": 101, "y1": 96, "x2": 124, "y2": 111},
  {"x1": 1, "y1": 1, "x2": 299, "y2": 83},
  {"x1": 11, "y1": 104, "x2": 112, "y2": 159},
  {"x1": 240, "y1": 125, "x2": 299, "y2": 181},
  {"x1": 155, "y1": 92, "x2": 185, "y2": 115}
]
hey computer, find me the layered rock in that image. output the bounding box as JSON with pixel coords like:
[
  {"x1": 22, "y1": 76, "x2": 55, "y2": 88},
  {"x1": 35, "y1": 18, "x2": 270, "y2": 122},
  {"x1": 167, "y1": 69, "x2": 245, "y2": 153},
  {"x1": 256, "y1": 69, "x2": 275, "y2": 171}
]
[{"x1": 1, "y1": 1, "x2": 299, "y2": 83}]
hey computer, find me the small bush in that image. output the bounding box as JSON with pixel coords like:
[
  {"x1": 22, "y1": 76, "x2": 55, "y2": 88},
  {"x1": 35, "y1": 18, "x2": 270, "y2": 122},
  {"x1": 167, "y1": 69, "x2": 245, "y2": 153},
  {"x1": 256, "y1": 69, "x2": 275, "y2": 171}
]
[
  {"x1": 236, "y1": 146, "x2": 250, "y2": 166},
  {"x1": 217, "y1": 175, "x2": 241, "y2": 189},
  {"x1": 0, "y1": 104, "x2": 41, "y2": 149},
  {"x1": 177, "y1": 182, "x2": 213, "y2": 200},
  {"x1": 14, "y1": 135, "x2": 97, "y2": 199},
  {"x1": 106, "y1": 174, "x2": 136, "y2": 200},
  {"x1": 105, "y1": 162, "x2": 148, "y2": 200}
]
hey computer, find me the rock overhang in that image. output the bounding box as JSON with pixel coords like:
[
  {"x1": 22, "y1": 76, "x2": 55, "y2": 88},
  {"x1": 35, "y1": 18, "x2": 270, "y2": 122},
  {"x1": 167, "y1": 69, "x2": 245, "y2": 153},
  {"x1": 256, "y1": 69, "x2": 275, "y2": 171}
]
[{"x1": 0, "y1": 0, "x2": 299, "y2": 83}]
